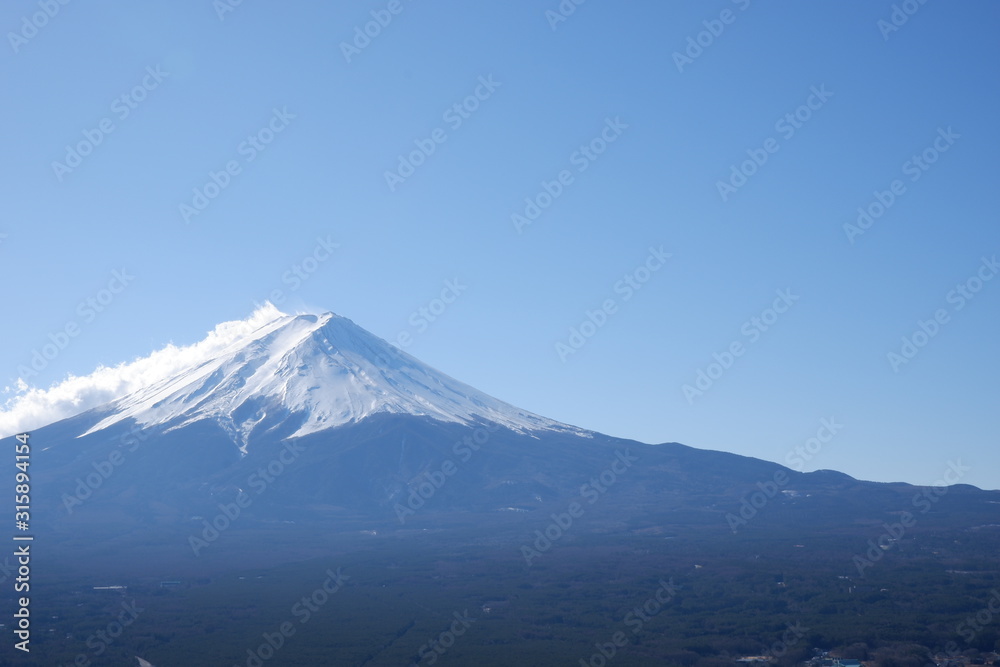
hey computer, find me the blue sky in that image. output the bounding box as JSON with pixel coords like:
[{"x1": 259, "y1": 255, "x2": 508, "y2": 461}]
[{"x1": 2, "y1": 0, "x2": 998, "y2": 489}]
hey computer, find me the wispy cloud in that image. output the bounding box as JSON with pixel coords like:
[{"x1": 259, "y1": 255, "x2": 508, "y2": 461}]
[{"x1": 0, "y1": 303, "x2": 287, "y2": 438}]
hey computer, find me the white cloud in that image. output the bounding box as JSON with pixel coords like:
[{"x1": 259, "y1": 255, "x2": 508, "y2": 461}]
[{"x1": 0, "y1": 303, "x2": 288, "y2": 438}]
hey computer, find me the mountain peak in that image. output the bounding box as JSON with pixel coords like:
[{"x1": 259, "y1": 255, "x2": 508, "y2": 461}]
[{"x1": 78, "y1": 306, "x2": 583, "y2": 450}]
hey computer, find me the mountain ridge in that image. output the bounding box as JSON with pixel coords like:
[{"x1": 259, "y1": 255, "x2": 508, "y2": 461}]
[{"x1": 5, "y1": 305, "x2": 997, "y2": 540}]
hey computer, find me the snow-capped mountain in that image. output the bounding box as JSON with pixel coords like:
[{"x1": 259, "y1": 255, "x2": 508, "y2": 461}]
[
  {"x1": 80, "y1": 305, "x2": 584, "y2": 451},
  {"x1": 8, "y1": 321, "x2": 998, "y2": 667},
  {"x1": 5, "y1": 304, "x2": 999, "y2": 554}
]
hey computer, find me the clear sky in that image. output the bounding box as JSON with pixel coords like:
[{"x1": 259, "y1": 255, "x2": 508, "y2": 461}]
[{"x1": 2, "y1": 1, "x2": 998, "y2": 489}]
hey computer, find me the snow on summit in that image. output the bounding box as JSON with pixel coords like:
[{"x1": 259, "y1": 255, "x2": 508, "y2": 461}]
[
  {"x1": 3, "y1": 304, "x2": 582, "y2": 444},
  {"x1": 0, "y1": 303, "x2": 288, "y2": 437}
]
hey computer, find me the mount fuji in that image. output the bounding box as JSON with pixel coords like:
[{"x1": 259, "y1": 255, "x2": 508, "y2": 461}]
[
  {"x1": 78, "y1": 306, "x2": 586, "y2": 451},
  {"x1": 3, "y1": 304, "x2": 997, "y2": 540},
  {"x1": 5, "y1": 306, "x2": 1000, "y2": 666}
]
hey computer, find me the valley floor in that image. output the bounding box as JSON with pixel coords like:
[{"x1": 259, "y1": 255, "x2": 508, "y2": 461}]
[{"x1": 5, "y1": 512, "x2": 999, "y2": 667}]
